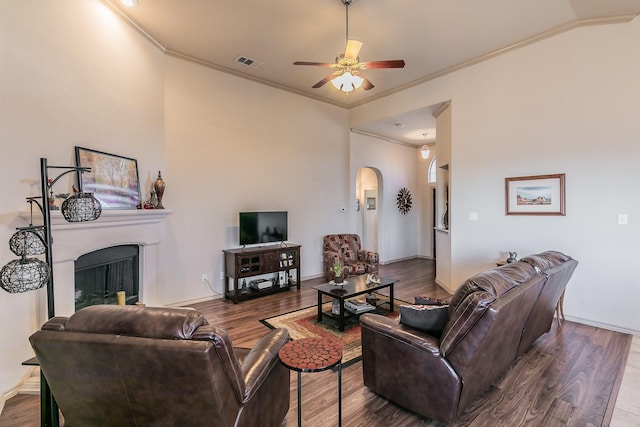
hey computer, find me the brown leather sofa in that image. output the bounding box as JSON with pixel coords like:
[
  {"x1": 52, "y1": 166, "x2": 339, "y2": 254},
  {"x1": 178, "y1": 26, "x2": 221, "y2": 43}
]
[
  {"x1": 360, "y1": 251, "x2": 577, "y2": 424},
  {"x1": 323, "y1": 234, "x2": 379, "y2": 280},
  {"x1": 29, "y1": 305, "x2": 290, "y2": 427}
]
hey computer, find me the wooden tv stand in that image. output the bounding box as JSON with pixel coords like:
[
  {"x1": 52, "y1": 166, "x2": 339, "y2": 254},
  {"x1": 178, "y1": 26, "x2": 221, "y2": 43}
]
[{"x1": 223, "y1": 244, "x2": 301, "y2": 303}]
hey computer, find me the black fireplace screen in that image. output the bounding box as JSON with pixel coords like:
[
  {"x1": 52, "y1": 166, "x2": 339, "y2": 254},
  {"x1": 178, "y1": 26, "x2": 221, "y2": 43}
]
[{"x1": 75, "y1": 245, "x2": 139, "y2": 311}]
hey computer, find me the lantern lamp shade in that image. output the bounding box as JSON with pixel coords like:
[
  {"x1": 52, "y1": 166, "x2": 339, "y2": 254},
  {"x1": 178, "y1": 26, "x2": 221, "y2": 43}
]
[
  {"x1": 9, "y1": 228, "x2": 46, "y2": 256},
  {"x1": 0, "y1": 257, "x2": 50, "y2": 293},
  {"x1": 61, "y1": 192, "x2": 102, "y2": 222}
]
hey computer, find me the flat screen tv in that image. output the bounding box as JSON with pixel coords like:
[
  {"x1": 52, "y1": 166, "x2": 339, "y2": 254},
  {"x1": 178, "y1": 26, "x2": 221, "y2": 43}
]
[{"x1": 239, "y1": 211, "x2": 288, "y2": 245}]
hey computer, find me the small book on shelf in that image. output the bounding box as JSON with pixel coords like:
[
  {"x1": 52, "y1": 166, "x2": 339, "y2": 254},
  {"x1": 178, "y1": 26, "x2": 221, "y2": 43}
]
[{"x1": 345, "y1": 298, "x2": 375, "y2": 314}]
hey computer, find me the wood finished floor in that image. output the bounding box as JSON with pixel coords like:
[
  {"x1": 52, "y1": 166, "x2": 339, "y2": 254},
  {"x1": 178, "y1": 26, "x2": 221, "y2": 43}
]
[{"x1": 0, "y1": 258, "x2": 634, "y2": 426}]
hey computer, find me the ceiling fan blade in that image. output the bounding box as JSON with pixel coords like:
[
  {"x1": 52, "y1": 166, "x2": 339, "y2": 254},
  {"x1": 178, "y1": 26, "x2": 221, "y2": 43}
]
[
  {"x1": 363, "y1": 60, "x2": 406, "y2": 69},
  {"x1": 344, "y1": 39, "x2": 363, "y2": 60},
  {"x1": 361, "y1": 75, "x2": 375, "y2": 91},
  {"x1": 312, "y1": 74, "x2": 337, "y2": 89},
  {"x1": 293, "y1": 61, "x2": 336, "y2": 67}
]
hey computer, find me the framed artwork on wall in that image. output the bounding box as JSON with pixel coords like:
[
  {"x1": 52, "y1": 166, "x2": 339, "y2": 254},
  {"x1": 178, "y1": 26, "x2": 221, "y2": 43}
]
[
  {"x1": 366, "y1": 197, "x2": 376, "y2": 210},
  {"x1": 75, "y1": 147, "x2": 141, "y2": 209},
  {"x1": 505, "y1": 173, "x2": 565, "y2": 216}
]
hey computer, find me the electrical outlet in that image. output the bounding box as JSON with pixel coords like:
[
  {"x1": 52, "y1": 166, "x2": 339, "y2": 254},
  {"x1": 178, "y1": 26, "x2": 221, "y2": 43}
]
[{"x1": 201, "y1": 274, "x2": 208, "y2": 283}]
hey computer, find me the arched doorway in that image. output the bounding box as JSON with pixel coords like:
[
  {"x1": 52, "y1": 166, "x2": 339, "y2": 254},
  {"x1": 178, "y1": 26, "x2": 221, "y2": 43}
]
[{"x1": 356, "y1": 167, "x2": 381, "y2": 253}]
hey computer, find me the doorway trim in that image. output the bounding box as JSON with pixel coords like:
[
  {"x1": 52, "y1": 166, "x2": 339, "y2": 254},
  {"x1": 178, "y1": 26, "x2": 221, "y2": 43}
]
[{"x1": 356, "y1": 166, "x2": 383, "y2": 259}]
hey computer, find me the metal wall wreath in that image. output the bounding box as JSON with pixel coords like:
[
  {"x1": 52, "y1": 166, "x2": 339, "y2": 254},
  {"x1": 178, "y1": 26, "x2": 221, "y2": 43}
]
[{"x1": 396, "y1": 187, "x2": 412, "y2": 214}]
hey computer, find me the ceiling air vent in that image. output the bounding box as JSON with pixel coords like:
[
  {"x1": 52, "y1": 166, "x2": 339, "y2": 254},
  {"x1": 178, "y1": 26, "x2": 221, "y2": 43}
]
[{"x1": 235, "y1": 56, "x2": 263, "y2": 69}]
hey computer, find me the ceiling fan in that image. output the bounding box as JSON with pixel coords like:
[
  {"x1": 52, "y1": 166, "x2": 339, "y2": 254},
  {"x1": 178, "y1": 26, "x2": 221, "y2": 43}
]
[{"x1": 293, "y1": 0, "x2": 405, "y2": 93}]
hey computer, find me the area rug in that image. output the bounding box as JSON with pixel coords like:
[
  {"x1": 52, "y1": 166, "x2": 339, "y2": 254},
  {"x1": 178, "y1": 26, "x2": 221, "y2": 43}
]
[{"x1": 261, "y1": 297, "x2": 404, "y2": 367}]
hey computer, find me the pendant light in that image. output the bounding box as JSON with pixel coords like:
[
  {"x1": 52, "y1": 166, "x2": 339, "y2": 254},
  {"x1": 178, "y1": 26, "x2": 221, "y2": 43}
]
[{"x1": 421, "y1": 133, "x2": 431, "y2": 159}]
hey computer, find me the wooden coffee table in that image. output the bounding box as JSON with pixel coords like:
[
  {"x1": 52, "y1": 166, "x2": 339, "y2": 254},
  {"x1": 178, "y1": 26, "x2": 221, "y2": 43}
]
[{"x1": 312, "y1": 275, "x2": 398, "y2": 331}]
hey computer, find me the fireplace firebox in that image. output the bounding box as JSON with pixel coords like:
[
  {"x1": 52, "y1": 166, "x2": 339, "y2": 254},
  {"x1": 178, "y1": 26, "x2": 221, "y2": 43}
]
[{"x1": 74, "y1": 245, "x2": 139, "y2": 310}]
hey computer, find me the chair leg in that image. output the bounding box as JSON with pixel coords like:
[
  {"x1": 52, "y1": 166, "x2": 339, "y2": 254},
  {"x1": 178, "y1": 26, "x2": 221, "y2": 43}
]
[{"x1": 555, "y1": 291, "x2": 566, "y2": 326}]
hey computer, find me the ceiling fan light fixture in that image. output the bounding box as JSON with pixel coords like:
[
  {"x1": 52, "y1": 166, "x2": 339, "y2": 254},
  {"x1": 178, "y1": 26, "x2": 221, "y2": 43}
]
[
  {"x1": 294, "y1": 0, "x2": 404, "y2": 92},
  {"x1": 331, "y1": 71, "x2": 364, "y2": 93}
]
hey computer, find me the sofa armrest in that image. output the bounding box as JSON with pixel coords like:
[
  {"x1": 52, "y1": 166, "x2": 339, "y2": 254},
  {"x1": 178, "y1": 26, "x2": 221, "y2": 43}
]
[
  {"x1": 360, "y1": 313, "x2": 461, "y2": 423},
  {"x1": 41, "y1": 316, "x2": 68, "y2": 331},
  {"x1": 360, "y1": 313, "x2": 440, "y2": 355},
  {"x1": 324, "y1": 252, "x2": 342, "y2": 265},
  {"x1": 240, "y1": 328, "x2": 289, "y2": 401},
  {"x1": 357, "y1": 250, "x2": 379, "y2": 264}
]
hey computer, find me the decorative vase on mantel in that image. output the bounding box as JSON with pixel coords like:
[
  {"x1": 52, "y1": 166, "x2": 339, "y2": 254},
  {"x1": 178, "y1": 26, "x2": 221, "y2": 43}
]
[{"x1": 153, "y1": 171, "x2": 166, "y2": 209}]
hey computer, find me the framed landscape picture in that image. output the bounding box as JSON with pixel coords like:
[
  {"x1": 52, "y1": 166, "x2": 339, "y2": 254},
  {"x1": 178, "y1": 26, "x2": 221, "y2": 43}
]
[
  {"x1": 75, "y1": 147, "x2": 141, "y2": 209},
  {"x1": 505, "y1": 173, "x2": 565, "y2": 216}
]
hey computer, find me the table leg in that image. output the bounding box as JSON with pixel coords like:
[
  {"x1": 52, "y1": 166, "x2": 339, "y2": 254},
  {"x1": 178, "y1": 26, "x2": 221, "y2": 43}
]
[
  {"x1": 41, "y1": 371, "x2": 59, "y2": 427},
  {"x1": 338, "y1": 298, "x2": 345, "y2": 331},
  {"x1": 297, "y1": 371, "x2": 302, "y2": 427},
  {"x1": 338, "y1": 359, "x2": 342, "y2": 427},
  {"x1": 317, "y1": 291, "x2": 323, "y2": 322},
  {"x1": 389, "y1": 283, "x2": 394, "y2": 312}
]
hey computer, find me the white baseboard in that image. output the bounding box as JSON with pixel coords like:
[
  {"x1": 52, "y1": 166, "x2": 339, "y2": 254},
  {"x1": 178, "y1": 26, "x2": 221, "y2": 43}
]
[
  {"x1": 435, "y1": 278, "x2": 455, "y2": 295},
  {"x1": 563, "y1": 315, "x2": 640, "y2": 336},
  {"x1": 18, "y1": 369, "x2": 40, "y2": 395},
  {"x1": 166, "y1": 295, "x2": 221, "y2": 307},
  {"x1": 0, "y1": 366, "x2": 38, "y2": 417},
  {"x1": 380, "y1": 255, "x2": 417, "y2": 265}
]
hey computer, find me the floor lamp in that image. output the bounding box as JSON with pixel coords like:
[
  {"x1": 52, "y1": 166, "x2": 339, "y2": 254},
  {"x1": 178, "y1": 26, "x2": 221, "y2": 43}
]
[{"x1": 0, "y1": 158, "x2": 102, "y2": 427}]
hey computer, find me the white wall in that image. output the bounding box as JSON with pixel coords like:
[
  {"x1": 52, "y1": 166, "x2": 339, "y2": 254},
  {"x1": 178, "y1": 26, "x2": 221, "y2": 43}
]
[
  {"x1": 351, "y1": 19, "x2": 640, "y2": 333},
  {"x1": 0, "y1": 0, "x2": 351, "y2": 397},
  {"x1": 161, "y1": 56, "x2": 349, "y2": 304},
  {"x1": 0, "y1": 0, "x2": 165, "y2": 396},
  {"x1": 416, "y1": 154, "x2": 435, "y2": 260},
  {"x1": 350, "y1": 132, "x2": 420, "y2": 263}
]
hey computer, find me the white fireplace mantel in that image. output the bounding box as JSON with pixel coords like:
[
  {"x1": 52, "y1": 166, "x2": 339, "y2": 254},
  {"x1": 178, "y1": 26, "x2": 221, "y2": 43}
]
[{"x1": 19, "y1": 209, "x2": 172, "y2": 319}]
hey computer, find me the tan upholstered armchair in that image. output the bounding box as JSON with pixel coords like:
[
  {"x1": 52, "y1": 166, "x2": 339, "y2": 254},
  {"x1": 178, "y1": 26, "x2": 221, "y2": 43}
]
[
  {"x1": 29, "y1": 305, "x2": 290, "y2": 427},
  {"x1": 323, "y1": 234, "x2": 379, "y2": 280}
]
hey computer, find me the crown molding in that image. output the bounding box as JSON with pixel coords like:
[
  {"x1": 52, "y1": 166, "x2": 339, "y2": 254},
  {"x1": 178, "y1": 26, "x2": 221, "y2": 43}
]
[
  {"x1": 101, "y1": 1, "x2": 638, "y2": 110},
  {"x1": 345, "y1": 13, "x2": 639, "y2": 109},
  {"x1": 163, "y1": 50, "x2": 349, "y2": 109},
  {"x1": 350, "y1": 129, "x2": 435, "y2": 149},
  {"x1": 102, "y1": 0, "x2": 165, "y2": 52}
]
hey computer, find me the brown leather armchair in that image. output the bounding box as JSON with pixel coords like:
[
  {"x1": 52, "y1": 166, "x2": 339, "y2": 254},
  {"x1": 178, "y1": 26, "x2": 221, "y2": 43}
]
[{"x1": 29, "y1": 305, "x2": 290, "y2": 427}]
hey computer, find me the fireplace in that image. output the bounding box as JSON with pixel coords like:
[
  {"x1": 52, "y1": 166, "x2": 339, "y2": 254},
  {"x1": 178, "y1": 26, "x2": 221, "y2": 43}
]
[
  {"x1": 20, "y1": 209, "x2": 171, "y2": 320},
  {"x1": 75, "y1": 245, "x2": 139, "y2": 310}
]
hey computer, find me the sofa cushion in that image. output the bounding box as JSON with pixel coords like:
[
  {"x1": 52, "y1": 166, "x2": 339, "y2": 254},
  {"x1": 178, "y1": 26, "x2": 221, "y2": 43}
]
[
  {"x1": 342, "y1": 247, "x2": 356, "y2": 262},
  {"x1": 63, "y1": 305, "x2": 208, "y2": 340},
  {"x1": 345, "y1": 262, "x2": 366, "y2": 276},
  {"x1": 446, "y1": 262, "x2": 537, "y2": 316},
  {"x1": 415, "y1": 296, "x2": 448, "y2": 305},
  {"x1": 440, "y1": 262, "x2": 538, "y2": 356},
  {"x1": 439, "y1": 291, "x2": 494, "y2": 356},
  {"x1": 520, "y1": 250, "x2": 570, "y2": 271},
  {"x1": 399, "y1": 304, "x2": 449, "y2": 336}
]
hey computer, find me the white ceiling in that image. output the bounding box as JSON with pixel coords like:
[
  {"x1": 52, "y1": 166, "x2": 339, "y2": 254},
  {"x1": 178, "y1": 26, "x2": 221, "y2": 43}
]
[{"x1": 107, "y1": 0, "x2": 640, "y2": 145}]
